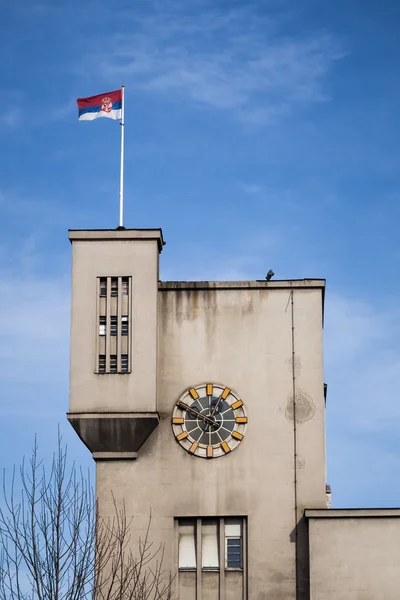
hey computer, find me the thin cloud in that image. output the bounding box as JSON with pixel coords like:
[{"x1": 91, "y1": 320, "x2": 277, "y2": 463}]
[
  {"x1": 0, "y1": 108, "x2": 22, "y2": 129},
  {"x1": 81, "y1": 3, "x2": 344, "y2": 123},
  {"x1": 239, "y1": 183, "x2": 262, "y2": 194}
]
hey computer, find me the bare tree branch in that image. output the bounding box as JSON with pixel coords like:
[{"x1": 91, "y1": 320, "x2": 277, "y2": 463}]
[{"x1": 0, "y1": 433, "x2": 173, "y2": 600}]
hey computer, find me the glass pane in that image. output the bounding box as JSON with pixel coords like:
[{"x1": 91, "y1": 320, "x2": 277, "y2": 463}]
[
  {"x1": 179, "y1": 521, "x2": 196, "y2": 569},
  {"x1": 225, "y1": 519, "x2": 241, "y2": 537},
  {"x1": 99, "y1": 278, "x2": 107, "y2": 297},
  {"x1": 122, "y1": 277, "x2": 129, "y2": 295},
  {"x1": 111, "y1": 278, "x2": 118, "y2": 296},
  {"x1": 226, "y1": 539, "x2": 242, "y2": 568},
  {"x1": 202, "y1": 520, "x2": 219, "y2": 569},
  {"x1": 225, "y1": 519, "x2": 242, "y2": 569}
]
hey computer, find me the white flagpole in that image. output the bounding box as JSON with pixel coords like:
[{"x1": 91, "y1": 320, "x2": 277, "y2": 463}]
[{"x1": 119, "y1": 84, "x2": 125, "y2": 228}]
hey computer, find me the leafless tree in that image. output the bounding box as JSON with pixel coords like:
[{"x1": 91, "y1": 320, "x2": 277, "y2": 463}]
[{"x1": 0, "y1": 436, "x2": 173, "y2": 600}]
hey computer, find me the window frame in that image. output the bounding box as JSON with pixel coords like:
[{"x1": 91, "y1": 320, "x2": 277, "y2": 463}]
[
  {"x1": 224, "y1": 518, "x2": 243, "y2": 570},
  {"x1": 99, "y1": 278, "x2": 107, "y2": 297},
  {"x1": 109, "y1": 355, "x2": 117, "y2": 373},
  {"x1": 99, "y1": 317, "x2": 107, "y2": 337},
  {"x1": 176, "y1": 517, "x2": 246, "y2": 574},
  {"x1": 110, "y1": 278, "x2": 118, "y2": 297},
  {"x1": 121, "y1": 315, "x2": 129, "y2": 336},
  {"x1": 98, "y1": 355, "x2": 106, "y2": 374},
  {"x1": 110, "y1": 315, "x2": 118, "y2": 337},
  {"x1": 95, "y1": 276, "x2": 132, "y2": 374},
  {"x1": 121, "y1": 354, "x2": 129, "y2": 373}
]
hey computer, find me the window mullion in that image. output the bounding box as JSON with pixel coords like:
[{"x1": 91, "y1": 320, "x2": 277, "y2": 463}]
[
  {"x1": 117, "y1": 277, "x2": 122, "y2": 373},
  {"x1": 219, "y1": 518, "x2": 225, "y2": 600},
  {"x1": 242, "y1": 519, "x2": 247, "y2": 600},
  {"x1": 196, "y1": 519, "x2": 202, "y2": 600},
  {"x1": 95, "y1": 278, "x2": 101, "y2": 372},
  {"x1": 105, "y1": 276, "x2": 111, "y2": 373},
  {"x1": 128, "y1": 276, "x2": 132, "y2": 372}
]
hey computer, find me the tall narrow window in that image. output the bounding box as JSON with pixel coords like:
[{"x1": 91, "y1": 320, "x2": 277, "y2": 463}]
[
  {"x1": 122, "y1": 277, "x2": 129, "y2": 295},
  {"x1": 225, "y1": 519, "x2": 242, "y2": 569},
  {"x1": 99, "y1": 316, "x2": 106, "y2": 336},
  {"x1": 121, "y1": 354, "x2": 128, "y2": 373},
  {"x1": 96, "y1": 276, "x2": 131, "y2": 374},
  {"x1": 110, "y1": 355, "x2": 117, "y2": 373},
  {"x1": 98, "y1": 355, "x2": 106, "y2": 373},
  {"x1": 111, "y1": 278, "x2": 118, "y2": 297},
  {"x1": 99, "y1": 278, "x2": 107, "y2": 297},
  {"x1": 202, "y1": 520, "x2": 219, "y2": 569},
  {"x1": 178, "y1": 521, "x2": 196, "y2": 569},
  {"x1": 121, "y1": 316, "x2": 129, "y2": 336},
  {"x1": 110, "y1": 316, "x2": 118, "y2": 336}
]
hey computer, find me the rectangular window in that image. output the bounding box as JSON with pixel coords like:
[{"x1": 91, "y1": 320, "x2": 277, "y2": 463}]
[
  {"x1": 225, "y1": 519, "x2": 242, "y2": 569},
  {"x1": 96, "y1": 276, "x2": 131, "y2": 374},
  {"x1": 178, "y1": 520, "x2": 196, "y2": 570},
  {"x1": 98, "y1": 355, "x2": 106, "y2": 373},
  {"x1": 202, "y1": 520, "x2": 219, "y2": 569},
  {"x1": 121, "y1": 316, "x2": 128, "y2": 336},
  {"x1": 177, "y1": 518, "x2": 244, "y2": 572},
  {"x1": 121, "y1": 354, "x2": 129, "y2": 373},
  {"x1": 122, "y1": 277, "x2": 129, "y2": 295},
  {"x1": 99, "y1": 316, "x2": 106, "y2": 336},
  {"x1": 110, "y1": 355, "x2": 117, "y2": 373},
  {"x1": 111, "y1": 278, "x2": 118, "y2": 297},
  {"x1": 99, "y1": 278, "x2": 107, "y2": 297},
  {"x1": 110, "y1": 316, "x2": 118, "y2": 336}
]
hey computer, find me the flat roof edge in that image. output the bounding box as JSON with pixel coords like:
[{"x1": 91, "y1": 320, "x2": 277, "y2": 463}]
[
  {"x1": 305, "y1": 508, "x2": 400, "y2": 519},
  {"x1": 159, "y1": 279, "x2": 326, "y2": 291},
  {"x1": 68, "y1": 228, "x2": 165, "y2": 252}
]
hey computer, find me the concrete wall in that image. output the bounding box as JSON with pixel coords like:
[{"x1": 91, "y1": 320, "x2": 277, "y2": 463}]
[
  {"x1": 307, "y1": 509, "x2": 400, "y2": 600},
  {"x1": 97, "y1": 280, "x2": 327, "y2": 600}
]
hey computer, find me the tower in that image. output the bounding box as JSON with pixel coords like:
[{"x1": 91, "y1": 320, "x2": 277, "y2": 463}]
[
  {"x1": 67, "y1": 227, "x2": 327, "y2": 600},
  {"x1": 68, "y1": 228, "x2": 164, "y2": 458}
]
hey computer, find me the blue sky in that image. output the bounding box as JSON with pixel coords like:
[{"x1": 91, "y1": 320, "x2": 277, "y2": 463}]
[{"x1": 1, "y1": 0, "x2": 400, "y2": 507}]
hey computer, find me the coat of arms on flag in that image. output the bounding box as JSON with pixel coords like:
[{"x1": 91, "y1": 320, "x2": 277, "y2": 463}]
[{"x1": 77, "y1": 90, "x2": 122, "y2": 121}]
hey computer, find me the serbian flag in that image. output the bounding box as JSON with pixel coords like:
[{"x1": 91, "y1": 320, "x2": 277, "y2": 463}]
[{"x1": 77, "y1": 89, "x2": 122, "y2": 121}]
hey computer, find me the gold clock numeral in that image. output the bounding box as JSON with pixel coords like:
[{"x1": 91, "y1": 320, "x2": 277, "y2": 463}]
[
  {"x1": 232, "y1": 431, "x2": 244, "y2": 440},
  {"x1": 176, "y1": 432, "x2": 188, "y2": 441},
  {"x1": 221, "y1": 387, "x2": 230, "y2": 400},
  {"x1": 189, "y1": 442, "x2": 198, "y2": 453},
  {"x1": 173, "y1": 418, "x2": 184, "y2": 424},
  {"x1": 231, "y1": 400, "x2": 243, "y2": 410},
  {"x1": 207, "y1": 446, "x2": 213, "y2": 458},
  {"x1": 236, "y1": 417, "x2": 247, "y2": 424},
  {"x1": 206, "y1": 383, "x2": 213, "y2": 396},
  {"x1": 221, "y1": 441, "x2": 231, "y2": 453},
  {"x1": 189, "y1": 387, "x2": 199, "y2": 400}
]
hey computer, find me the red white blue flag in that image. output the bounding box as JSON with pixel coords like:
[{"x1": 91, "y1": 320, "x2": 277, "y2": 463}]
[{"x1": 76, "y1": 89, "x2": 122, "y2": 121}]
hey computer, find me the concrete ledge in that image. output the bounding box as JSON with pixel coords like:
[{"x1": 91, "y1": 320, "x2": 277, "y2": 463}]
[
  {"x1": 305, "y1": 508, "x2": 400, "y2": 519},
  {"x1": 68, "y1": 228, "x2": 165, "y2": 252},
  {"x1": 159, "y1": 279, "x2": 325, "y2": 291},
  {"x1": 67, "y1": 412, "x2": 160, "y2": 457},
  {"x1": 93, "y1": 452, "x2": 138, "y2": 461}
]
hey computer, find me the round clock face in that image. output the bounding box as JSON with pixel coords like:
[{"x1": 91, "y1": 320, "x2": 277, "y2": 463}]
[{"x1": 171, "y1": 383, "x2": 247, "y2": 458}]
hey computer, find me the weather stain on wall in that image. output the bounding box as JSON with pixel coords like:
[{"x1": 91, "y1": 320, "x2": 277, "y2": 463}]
[
  {"x1": 286, "y1": 355, "x2": 301, "y2": 374},
  {"x1": 285, "y1": 390, "x2": 316, "y2": 422},
  {"x1": 296, "y1": 455, "x2": 307, "y2": 470}
]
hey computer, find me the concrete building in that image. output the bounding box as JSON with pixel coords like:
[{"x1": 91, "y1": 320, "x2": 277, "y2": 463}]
[{"x1": 67, "y1": 228, "x2": 400, "y2": 600}]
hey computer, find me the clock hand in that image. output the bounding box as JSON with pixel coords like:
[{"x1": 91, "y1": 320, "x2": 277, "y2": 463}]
[
  {"x1": 210, "y1": 394, "x2": 223, "y2": 417},
  {"x1": 177, "y1": 402, "x2": 216, "y2": 426}
]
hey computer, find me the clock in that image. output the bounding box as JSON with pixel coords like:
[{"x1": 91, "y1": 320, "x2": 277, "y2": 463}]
[{"x1": 171, "y1": 383, "x2": 248, "y2": 458}]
